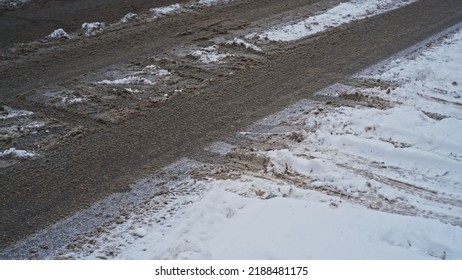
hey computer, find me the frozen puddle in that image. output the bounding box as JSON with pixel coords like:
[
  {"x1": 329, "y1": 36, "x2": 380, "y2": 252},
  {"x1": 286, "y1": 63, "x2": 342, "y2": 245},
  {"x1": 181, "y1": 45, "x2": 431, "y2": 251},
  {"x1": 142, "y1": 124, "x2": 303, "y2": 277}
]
[{"x1": 249, "y1": 0, "x2": 417, "y2": 42}]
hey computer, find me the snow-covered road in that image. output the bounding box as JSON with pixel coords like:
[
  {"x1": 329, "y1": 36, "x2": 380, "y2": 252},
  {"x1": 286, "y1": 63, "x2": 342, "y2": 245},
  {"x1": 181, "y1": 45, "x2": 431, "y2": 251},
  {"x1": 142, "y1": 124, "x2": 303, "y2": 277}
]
[{"x1": 54, "y1": 24, "x2": 462, "y2": 260}]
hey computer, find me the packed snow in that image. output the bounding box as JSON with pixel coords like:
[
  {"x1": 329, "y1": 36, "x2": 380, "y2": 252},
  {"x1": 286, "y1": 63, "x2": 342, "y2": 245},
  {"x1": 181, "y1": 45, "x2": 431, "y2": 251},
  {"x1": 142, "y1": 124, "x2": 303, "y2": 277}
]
[
  {"x1": 249, "y1": 0, "x2": 418, "y2": 42},
  {"x1": 51, "y1": 27, "x2": 462, "y2": 260}
]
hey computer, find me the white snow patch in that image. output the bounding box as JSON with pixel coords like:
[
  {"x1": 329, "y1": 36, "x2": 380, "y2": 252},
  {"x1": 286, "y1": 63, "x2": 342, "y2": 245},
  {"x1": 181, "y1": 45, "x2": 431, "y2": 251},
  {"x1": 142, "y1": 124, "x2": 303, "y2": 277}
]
[
  {"x1": 188, "y1": 45, "x2": 232, "y2": 63},
  {"x1": 25, "y1": 121, "x2": 45, "y2": 129},
  {"x1": 0, "y1": 106, "x2": 33, "y2": 119},
  {"x1": 98, "y1": 76, "x2": 154, "y2": 85},
  {"x1": 0, "y1": 148, "x2": 36, "y2": 159},
  {"x1": 143, "y1": 65, "x2": 170, "y2": 77},
  {"x1": 197, "y1": 0, "x2": 233, "y2": 6},
  {"x1": 363, "y1": 31, "x2": 462, "y2": 120},
  {"x1": 124, "y1": 88, "x2": 141, "y2": 94},
  {"x1": 150, "y1": 4, "x2": 182, "y2": 18},
  {"x1": 116, "y1": 182, "x2": 461, "y2": 260},
  {"x1": 225, "y1": 38, "x2": 262, "y2": 52},
  {"x1": 251, "y1": 0, "x2": 417, "y2": 42},
  {"x1": 82, "y1": 22, "x2": 105, "y2": 36},
  {"x1": 46, "y1": 28, "x2": 69, "y2": 40},
  {"x1": 120, "y1": 12, "x2": 138, "y2": 23}
]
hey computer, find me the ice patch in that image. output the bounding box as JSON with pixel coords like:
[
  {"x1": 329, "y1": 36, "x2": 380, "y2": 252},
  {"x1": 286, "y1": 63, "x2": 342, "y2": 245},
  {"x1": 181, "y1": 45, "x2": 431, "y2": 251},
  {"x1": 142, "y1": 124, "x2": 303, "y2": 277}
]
[
  {"x1": 46, "y1": 28, "x2": 69, "y2": 40},
  {"x1": 250, "y1": 0, "x2": 417, "y2": 42},
  {"x1": 98, "y1": 76, "x2": 154, "y2": 85},
  {"x1": 82, "y1": 22, "x2": 105, "y2": 36}
]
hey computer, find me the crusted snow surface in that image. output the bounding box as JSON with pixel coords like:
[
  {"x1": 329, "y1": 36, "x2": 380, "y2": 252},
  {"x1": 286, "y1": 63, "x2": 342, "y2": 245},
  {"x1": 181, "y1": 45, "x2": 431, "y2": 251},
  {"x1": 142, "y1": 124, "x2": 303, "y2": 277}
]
[{"x1": 250, "y1": 0, "x2": 418, "y2": 42}]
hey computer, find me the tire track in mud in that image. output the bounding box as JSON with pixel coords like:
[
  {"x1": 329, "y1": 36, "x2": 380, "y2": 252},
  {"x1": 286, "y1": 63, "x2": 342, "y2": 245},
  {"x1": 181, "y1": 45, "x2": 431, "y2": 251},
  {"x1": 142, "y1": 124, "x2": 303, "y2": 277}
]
[{"x1": 1, "y1": 0, "x2": 462, "y2": 249}]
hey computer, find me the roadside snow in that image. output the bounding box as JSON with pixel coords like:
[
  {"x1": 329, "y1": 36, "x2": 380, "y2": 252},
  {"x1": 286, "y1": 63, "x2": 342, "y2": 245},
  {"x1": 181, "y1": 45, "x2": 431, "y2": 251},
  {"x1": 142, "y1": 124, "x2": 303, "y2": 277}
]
[
  {"x1": 250, "y1": 0, "x2": 417, "y2": 42},
  {"x1": 117, "y1": 183, "x2": 461, "y2": 260}
]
